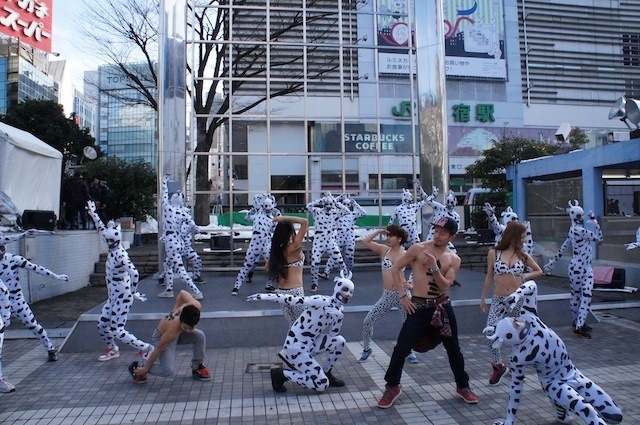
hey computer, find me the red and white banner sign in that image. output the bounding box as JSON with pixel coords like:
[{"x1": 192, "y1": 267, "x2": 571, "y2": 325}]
[{"x1": 0, "y1": 0, "x2": 52, "y2": 53}]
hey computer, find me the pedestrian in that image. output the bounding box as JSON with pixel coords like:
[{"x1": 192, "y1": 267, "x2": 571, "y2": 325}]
[
  {"x1": 129, "y1": 290, "x2": 212, "y2": 384},
  {"x1": 266, "y1": 215, "x2": 308, "y2": 327},
  {"x1": 358, "y1": 225, "x2": 420, "y2": 364},
  {"x1": 89, "y1": 177, "x2": 109, "y2": 223},
  {"x1": 377, "y1": 217, "x2": 479, "y2": 408},
  {"x1": 480, "y1": 221, "x2": 542, "y2": 386},
  {"x1": 64, "y1": 172, "x2": 90, "y2": 229}
]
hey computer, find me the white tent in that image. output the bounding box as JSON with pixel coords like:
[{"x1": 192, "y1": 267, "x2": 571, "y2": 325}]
[{"x1": 0, "y1": 122, "x2": 63, "y2": 217}]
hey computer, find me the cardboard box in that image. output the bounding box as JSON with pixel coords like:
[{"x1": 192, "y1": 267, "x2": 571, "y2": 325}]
[{"x1": 119, "y1": 217, "x2": 134, "y2": 229}]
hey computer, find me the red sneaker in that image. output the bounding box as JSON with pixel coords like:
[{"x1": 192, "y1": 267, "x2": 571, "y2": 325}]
[
  {"x1": 489, "y1": 362, "x2": 509, "y2": 386},
  {"x1": 192, "y1": 363, "x2": 212, "y2": 381},
  {"x1": 377, "y1": 384, "x2": 402, "y2": 409},
  {"x1": 456, "y1": 387, "x2": 479, "y2": 404}
]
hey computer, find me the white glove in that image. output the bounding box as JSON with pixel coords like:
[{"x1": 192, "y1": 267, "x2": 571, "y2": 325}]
[
  {"x1": 431, "y1": 186, "x2": 439, "y2": 197},
  {"x1": 56, "y1": 274, "x2": 69, "y2": 282},
  {"x1": 483, "y1": 202, "x2": 495, "y2": 217},
  {"x1": 543, "y1": 261, "x2": 555, "y2": 274},
  {"x1": 246, "y1": 294, "x2": 263, "y2": 302},
  {"x1": 133, "y1": 292, "x2": 147, "y2": 302}
]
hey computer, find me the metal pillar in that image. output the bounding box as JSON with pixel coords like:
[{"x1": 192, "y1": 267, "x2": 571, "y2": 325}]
[
  {"x1": 157, "y1": 0, "x2": 187, "y2": 265},
  {"x1": 414, "y1": 0, "x2": 448, "y2": 195}
]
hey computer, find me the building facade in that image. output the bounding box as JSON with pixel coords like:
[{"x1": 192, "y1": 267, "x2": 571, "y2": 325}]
[
  {"x1": 187, "y1": 0, "x2": 636, "y2": 223},
  {"x1": 84, "y1": 64, "x2": 158, "y2": 166},
  {"x1": 0, "y1": 39, "x2": 58, "y2": 114}
]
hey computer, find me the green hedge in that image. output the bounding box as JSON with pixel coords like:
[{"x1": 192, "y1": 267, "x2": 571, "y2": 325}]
[{"x1": 216, "y1": 212, "x2": 391, "y2": 228}]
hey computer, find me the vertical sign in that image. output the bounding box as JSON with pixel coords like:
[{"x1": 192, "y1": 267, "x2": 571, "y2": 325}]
[
  {"x1": 0, "y1": 0, "x2": 52, "y2": 52},
  {"x1": 443, "y1": 0, "x2": 506, "y2": 79}
]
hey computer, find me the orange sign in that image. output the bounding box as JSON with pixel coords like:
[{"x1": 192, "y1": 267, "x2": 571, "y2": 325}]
[{"x1": 0, "y1": 0, "x2": 53, "y2": 53}]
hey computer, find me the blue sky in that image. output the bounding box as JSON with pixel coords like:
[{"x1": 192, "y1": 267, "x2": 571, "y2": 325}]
[{"x1": 51, "y1": 0, "x2": 107, "y2": 112}]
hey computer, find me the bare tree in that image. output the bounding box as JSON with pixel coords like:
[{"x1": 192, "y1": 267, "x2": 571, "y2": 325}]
[{"x1": 80, "y1": 0, "x2": 351, "y2": 224}]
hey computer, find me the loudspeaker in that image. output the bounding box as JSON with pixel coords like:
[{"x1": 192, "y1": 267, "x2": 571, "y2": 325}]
[
  {"x1": 210, "y1": 235, "x2": 231, "y2": 249},
  {"x1": 611, "y1": 268, "x2": 625, "y2": 289},
  {"x1": 20, "y1": 210, "x2": 56, "y2": 231}
]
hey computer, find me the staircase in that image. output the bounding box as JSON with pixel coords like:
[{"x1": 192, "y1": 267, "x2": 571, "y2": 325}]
[
  {"x1": 90, "y1": 251, "x2": 160, "y2": 286},
  {"x1": 89, "y1": 240, "x2": 491, "y2": 285}
]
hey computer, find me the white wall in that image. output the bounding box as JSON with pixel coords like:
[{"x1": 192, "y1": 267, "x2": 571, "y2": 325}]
[{"x1": 5, "y1": 231, "x2": 105, "y2": 303}]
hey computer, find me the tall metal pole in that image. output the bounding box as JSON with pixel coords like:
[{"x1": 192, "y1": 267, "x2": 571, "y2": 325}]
[
  {"x1": 415, "y1": 0, "x2": 448, "y2": 195},
  {"x1": 157, "y1": 0, "x2": 187, "y2": 266}
]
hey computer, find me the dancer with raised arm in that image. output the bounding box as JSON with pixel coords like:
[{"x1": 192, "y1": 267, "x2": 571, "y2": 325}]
[
  {"x1": 180, "y1": 206, "x2": 204, "y2": 284},
  {"x1": 320, "y1": 194, "x2": 365, "y2": 278},
  {"x1": 266, "y1": 215, "x2": 308, "y2": 327},
  {"x1": 483, "y1": 203, "x2": 534, "y2": 254},
  {"x1": 388, "y1": 181, "x2": 426, "y2": 249},
  {"x1": 232, "y1": 194, "x2": 280, "y2": 295},
  {"x1": 358, "y1": 225, "x2": 419, "y2": 364},
  {"x1": 87, "y1": 200, "x2": 153, "y2": 363},
  {"x1": 158, "y1": 176, "x2": 203, "y2": 299},
  {"x1": 0, "y1": 234, "x2": 68, "y2": 361},
  {"x1": 307, "y1": 192, "x2": 350, "y2": 292},
  {"x1": 543, "y1": 200, "x2": 602, "y2": 339}
]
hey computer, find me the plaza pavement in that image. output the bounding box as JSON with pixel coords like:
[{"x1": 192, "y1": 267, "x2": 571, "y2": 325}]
[{"x1": 1, "y1": 268, "x2": 639, "y2": 424}]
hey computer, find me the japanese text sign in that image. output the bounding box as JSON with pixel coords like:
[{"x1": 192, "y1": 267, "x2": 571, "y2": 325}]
[{"x1": 0, "y1": 0, "x2": 52, "y2": 53}]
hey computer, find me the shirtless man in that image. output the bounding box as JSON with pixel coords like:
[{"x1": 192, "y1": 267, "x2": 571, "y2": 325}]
[
  {"x1": 129, "y1": 290, "x2": 211, "y2": 384},
  {"x1": 377, "y1": 217, "x2": 479, "y2": 408}
]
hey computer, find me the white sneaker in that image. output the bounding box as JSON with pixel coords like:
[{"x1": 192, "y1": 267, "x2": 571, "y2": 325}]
[
  {"x1": 138, "y1": 344, "x2": 154, "y2": 366},
  {"x1": 158, "y1": 289, "x2": 174, "y2": 298},
  {"x1": 192, "y1": 290, "x2": 204, "y2": 300},
  {"x1": 0, "y1": 377, "x2": 16, "y2": 393},
  {"x1": 98, "y1": 347, "x2": 120, "y2": 362},
  {"x1": 406, "y1": 352, "x2": 419, "y2": 363}
]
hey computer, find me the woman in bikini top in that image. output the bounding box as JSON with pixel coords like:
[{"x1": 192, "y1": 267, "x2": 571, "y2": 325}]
[
  {"x1": 363, "y1": 225, "x2": 409, "y2": 291},
  {"x1": 481, "y1": 221, "x2": 543, "y2": 307},
  {"x1": 267, "y1": 215, "x2": 308, "y2": 290}
]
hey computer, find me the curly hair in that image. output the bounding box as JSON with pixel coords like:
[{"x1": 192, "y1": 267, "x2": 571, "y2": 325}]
[{"x1": 386, "y1": 224, "x2": 408, "y2": 245}]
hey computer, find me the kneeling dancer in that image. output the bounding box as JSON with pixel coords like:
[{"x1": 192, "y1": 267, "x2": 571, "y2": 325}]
[{"x1": 247, "y1": 270, "x2": 354, "y2": 392}]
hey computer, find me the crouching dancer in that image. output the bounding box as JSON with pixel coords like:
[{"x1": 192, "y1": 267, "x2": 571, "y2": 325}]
[
  {"x1": 129, "y1": 290, "x2": 211, "y2": 384},
  {"x1": 247, "y1": 271, "x2": 355, "y2": 392}
]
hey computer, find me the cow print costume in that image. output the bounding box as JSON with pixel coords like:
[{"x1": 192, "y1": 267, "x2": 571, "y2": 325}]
[
  {"x1": 247, "y1": 271, "x2": 354, "y2": 392},
  {"x1": 0, "y1": 232, "x2": 68, "y2": 361},
  {"x1": 483, "y1": 203, "x2": 534, "y2": 254},
  {"x1": 484, "y1": 281, "x2": 622, "y2": 425},
  {"x1": 232, "y1": 194, "x2": 281, "y2": 295},
  {"x1": 543, "y1": 200, "x2": 602, "y2": 336},
  {"x1": 388, "y1": 182, "x2": 426, "y2": 249},
  {"x1": 322, "y1": 194, "x2": 366, "y2": 276},
  {"x1": 624, "y1": 226, "x2": 640, "y2": 250},
  {"x1": 87, "y1": 201, "x2": 152, "y2": 361},
  {"x1": 307, "y1": 192, "x2": 349, "y2": 291},
  {"x1": 420, "y1": 184, "x2": 460, "y2": 253},
  {"x1": 0, "y1": 277, "x2": 13, "y2": 392},
  {"x1": 180, "y1": 206, "x2": 204, "y2": 284},
  {"x1": 159, "y1": 176, "x2": 203, "y2": 299}
]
